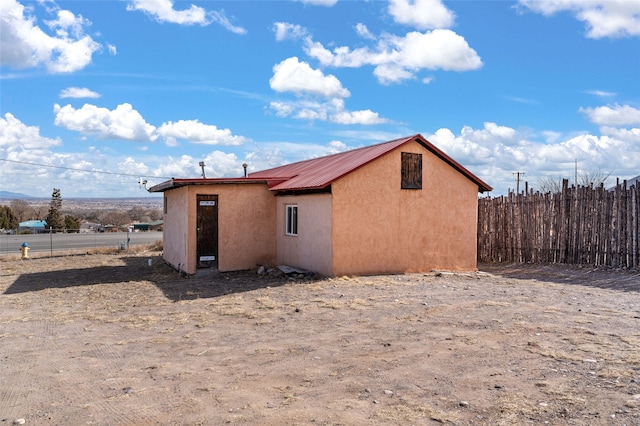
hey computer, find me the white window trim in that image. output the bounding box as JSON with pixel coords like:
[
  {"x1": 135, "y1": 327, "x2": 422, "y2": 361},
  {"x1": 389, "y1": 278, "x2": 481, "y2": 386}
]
[{"x1": 285, "y1": 204, "x2": 298, "y2": 236}]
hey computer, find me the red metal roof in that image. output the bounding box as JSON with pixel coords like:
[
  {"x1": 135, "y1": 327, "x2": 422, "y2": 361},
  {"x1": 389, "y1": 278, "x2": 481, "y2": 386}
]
[
  {"x1": 149, "y1": 134, "x2": 492, "y2": 193},
  {"x1": 249, "y1": 134, "x2": 492, "y2": 193}
]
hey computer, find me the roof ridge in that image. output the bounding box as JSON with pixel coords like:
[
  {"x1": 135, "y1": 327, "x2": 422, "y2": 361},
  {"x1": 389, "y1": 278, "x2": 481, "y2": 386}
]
[
  {"x1": 150, "y1": 134, "x2": 491, "y2": 193},
  {"x1": 249, "y1": 134, "x2": 417, "y2": 177}
]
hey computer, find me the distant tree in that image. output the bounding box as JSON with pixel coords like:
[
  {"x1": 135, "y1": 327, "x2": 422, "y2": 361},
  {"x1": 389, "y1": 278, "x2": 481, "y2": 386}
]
[
  {"x1": 10, "y1": 200, "x2": 31, "y2": 222},
  {"x1": 128, "y1": 206, "x2": 148, "y2": 222},
  {"x1": 127, "y1": 206, "x2": 162, "y2": 222},
  {"x1": 64, "y1": 215, "x2": 81, "y2": 233},
  {"x1": 45, "y1": 188, "x2": 65, "y2": 232},
  {"x1": 101, "y1": 211, "x2": 131, "y2": 228},
  {"x1": 578, "y1": 169, "x2": 610, "y2": 188},
  {"x1": 0, "y1": 205, "x2": 19, "y2": 230},
  {"x1": 148, "y1": 209, "x2": 162, "y2": 221},
  {"x1": 78, "y1": 209, "x2": 103, "y2": 223},
  {"x1": 536, "y1": 168, "x2": 611, "y2": 194},
  {"x1": 536, "y1": 175, "x2": 564, "y2": 194},
  {"x1": 31, "y1": 205, "x2": 46, "y2": 220}
]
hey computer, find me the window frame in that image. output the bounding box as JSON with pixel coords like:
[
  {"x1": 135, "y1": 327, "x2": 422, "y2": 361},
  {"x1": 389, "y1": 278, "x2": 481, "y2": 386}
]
[
  {"x1": 401, "y1": 152, "x2": 423, "y2": 190},
  {"x1": 285, "y1": 204, "x2": 298, "y2": 236}
]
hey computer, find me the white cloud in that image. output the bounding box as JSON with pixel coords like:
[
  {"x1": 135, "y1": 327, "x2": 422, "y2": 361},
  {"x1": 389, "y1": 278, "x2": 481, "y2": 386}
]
[
  {"x1": 153, "y1": 154, "x2": 201, "y2": 178},
  {"x1": 600, "y1": 126, "x2": 640, "y2": 144},
  {"x1": 329, "y1": 100, "x2": 387, "y2": 125},
  {"x1": 127, "y1": 0, "x2": 246, "y2": 33},
  {"x1": 157, "y1": 120, "x2": 248, "y2": 146},
  {"x1": 304, "y1": 29, "x2": 482, "y2": 84},
  {"x1": 0, "y1": 0, "x2": 101, "y2": 73},
  {"x1": 298, "y1": 0, "x2": 338, "y2": 6},
  {"x1": 0, "y1": 112, "x2": 251, "y2": 196},
  {"x1": 427, "y1": 121, "x2": 640, "y2": 194},
  {"x1": 355, "y1": 23, "x2": 376, "y2": 40},
  {"x1": 268, "y1": 58, "x2": 388, "y2": 125},
  {"x1": 152, "y1": 151, "x2": 243, "y2": 179},
  {"x1": 580, "y1": 104, "x2": 640, "y2": 126},
  {"x1": 0, "y1": 113, "x2": 62, "y2": 150},
  {"x1": 542, "y1": 130, "x2": 563, "y2": 144},
  {"x1": 0, "y1": 113, "x2": 77, "y2": 197},
  {"x1": 209, "y1": 10, "x2": 247, "y2": 35},
  {"x1": 107, "y1": 44, "x2": 117, "y2": 55},
  {"x1": 52, "y1": 103, "x2": 251, "y2": 146},
  {"x1": 203, "y1": 151, "x2": 245, "y2": 177},
  {"x1": 270, "y1": 57, "x2": 350, "y2": 98},
  {"x1": 60, "y1": 87, "x2": 101, "y2": 99},
  {"x1": 328, "y1": 140, "x2": 348, "y2": 152},
  {"x1": 332, "y1": 110, "x2": 385, "y2": 125},
  {"x1": 45, "y1": 9, "x2": 85, "y2": 38},
  {"x1": 270, "y1": 99, "x2": 329, "y2": 121},
  {"x1": 269, "y1": 98, "x2": 387, "y2": 125},
  {"x1": 269, "y1": 101, "x2": 297, "y2": 118},
  {"x1": 586, "y1": 90, "x2": 616, "y2": 98},
  {"x1": 244, "y1": 139, "x2": 351, "y2": 172},
  {"x1": 273, "y1": 22, "x2": 308, "y2": 41},
  {"x1": 518, "y1": 0, "x2": 640, "y2": 38},
  {"x1": 388, "y1": 0, "x2": 455, "y2": 30},
  {"x1": 127, "y1": 0, "x2": 208, "y2": 25},
  {"x1": 505, "y1": 95, "x2": 538, "y2": 104},
  {"x1": 53, "y1": 103, "x2": 158, "y2": 141},
  {"x1": 119, "y1": 157, "x2": 150, "y2": 176}
]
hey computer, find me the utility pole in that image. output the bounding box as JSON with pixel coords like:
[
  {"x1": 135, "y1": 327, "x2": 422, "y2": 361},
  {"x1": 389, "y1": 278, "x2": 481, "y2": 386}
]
[{"x1": 513, "y1": 171, "x2": 525, "y2": 194}]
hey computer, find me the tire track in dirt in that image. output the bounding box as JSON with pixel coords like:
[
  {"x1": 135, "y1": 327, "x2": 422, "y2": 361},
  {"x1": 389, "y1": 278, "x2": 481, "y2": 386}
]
[
  {"x1": 55, "y1": 323, "x2": 150, "y2": 426},
  {"x1": 0, "y1": 338, "x2": 30, "y2": 420},
  {"x1": 0, "y1": 319, "x2": 54, "y2": 422},
  {"x1": 6, "y1": 316, "x2": 150, "y2": 425}
]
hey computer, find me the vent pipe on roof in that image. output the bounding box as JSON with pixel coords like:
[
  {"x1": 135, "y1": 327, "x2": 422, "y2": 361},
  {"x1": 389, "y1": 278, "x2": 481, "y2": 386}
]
[
  {"x1": 199, "y1": 161, "x2": 206, "y2": 178},
  {"x1": 242, "y1": 163, "x2": 248, "y2": 178}
]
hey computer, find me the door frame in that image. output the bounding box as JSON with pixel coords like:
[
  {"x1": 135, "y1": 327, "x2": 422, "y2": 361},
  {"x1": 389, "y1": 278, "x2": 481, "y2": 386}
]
[{"x1": 196, "y1": 194, "x2": 218, "y2": 269}]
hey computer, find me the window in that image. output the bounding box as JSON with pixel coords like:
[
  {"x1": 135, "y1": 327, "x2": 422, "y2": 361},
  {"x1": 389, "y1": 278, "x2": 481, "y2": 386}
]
[
  {"x1": 401, "y1": 152, "x2": 422, "y2": 189},
  {"x1": 286, "y1": 205, "x2": 298, "y2": 236}
]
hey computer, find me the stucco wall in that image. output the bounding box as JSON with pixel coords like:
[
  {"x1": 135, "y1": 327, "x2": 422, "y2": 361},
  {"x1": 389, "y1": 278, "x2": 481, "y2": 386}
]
[
  {"x1": 331, "y1": 141, "x2": 479, "y2": 275},
  {"x1": 162, "y1": 183, "x2": 277, "y2": 274},
  {"x1": 162, "y1": 187, "x2": 191, "y2": 274},
  {"x1": 276, "y1": 194, "x2": 333, "y2": 276}
]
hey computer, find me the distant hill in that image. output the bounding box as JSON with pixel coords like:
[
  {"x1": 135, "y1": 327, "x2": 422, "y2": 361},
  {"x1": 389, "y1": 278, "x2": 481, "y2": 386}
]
[{"x1": 0, "y1": 191, "x2": 37, "y2": 199}]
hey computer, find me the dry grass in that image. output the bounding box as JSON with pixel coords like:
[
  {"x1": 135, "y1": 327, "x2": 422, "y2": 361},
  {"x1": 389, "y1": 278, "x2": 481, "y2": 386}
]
[
  {"x1": 0, "y1": 240, "x2": 163, "y2": 262},
  {"x1": 1, "y1": 255, "x2": 639, "y2": 425}
]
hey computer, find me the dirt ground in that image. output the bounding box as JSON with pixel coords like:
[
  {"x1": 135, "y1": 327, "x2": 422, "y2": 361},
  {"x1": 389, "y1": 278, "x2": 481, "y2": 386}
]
[{"x1": 1, "y1": 251, "x2": 640, "y2": 426}]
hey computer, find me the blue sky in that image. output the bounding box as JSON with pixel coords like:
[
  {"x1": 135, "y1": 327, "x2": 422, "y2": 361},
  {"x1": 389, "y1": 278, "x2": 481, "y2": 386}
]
[{"x1": 1, "y1": 0, "x2": 639, "y2": 198}]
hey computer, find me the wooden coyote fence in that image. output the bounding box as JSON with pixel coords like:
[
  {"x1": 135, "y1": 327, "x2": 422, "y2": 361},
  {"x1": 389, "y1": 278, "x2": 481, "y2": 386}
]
[{"x1": 478, "y1": 180, "x2": 639, "y2": 268}]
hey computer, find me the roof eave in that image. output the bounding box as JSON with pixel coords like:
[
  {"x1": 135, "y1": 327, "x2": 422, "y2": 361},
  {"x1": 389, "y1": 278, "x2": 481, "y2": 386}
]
[
  {"x1": 413, "y1": 135, "x2": 492, "y2": 193},
  {"x1": 148, "y1": 178, "x2": 270, "y2": 193}
]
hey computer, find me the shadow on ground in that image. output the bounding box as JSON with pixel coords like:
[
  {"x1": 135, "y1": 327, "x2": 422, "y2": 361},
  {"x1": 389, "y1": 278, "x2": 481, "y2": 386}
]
[
  {"x1": 5, "y1": 255, "x2": 638, "y2": 301},
  {"x1": 479, "y1": 262, "x2": 640, "y2": 293},
  {"x1": 3, "y1": 255, "x2": 307, "y2": 301}
]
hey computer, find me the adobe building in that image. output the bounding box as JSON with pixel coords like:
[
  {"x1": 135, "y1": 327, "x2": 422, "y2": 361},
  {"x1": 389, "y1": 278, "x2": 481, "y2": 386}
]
[{"x1": 149, "y1": 134, "x2": 491, "y2": 276}]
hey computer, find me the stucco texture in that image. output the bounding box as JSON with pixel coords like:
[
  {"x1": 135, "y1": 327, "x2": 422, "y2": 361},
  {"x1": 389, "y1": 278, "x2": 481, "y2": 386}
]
[
  {"x1": 162, "y1": 187, "x2": 189, "y2": 274},
  {"x1": 276, "y1": 194, "x2": 333, "y2": 276},
  {"x1": 162, "y1": 183, "x2": 276, "y2": 274},
  {"x1": 330, "y1": 140, "x2": 479, "y2": 275}
]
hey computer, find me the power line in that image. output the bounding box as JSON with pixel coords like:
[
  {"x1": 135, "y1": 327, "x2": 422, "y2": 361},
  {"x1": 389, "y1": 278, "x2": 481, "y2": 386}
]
[{"x1": 0, "y1": 158, "x2": 171, "y2": 180}]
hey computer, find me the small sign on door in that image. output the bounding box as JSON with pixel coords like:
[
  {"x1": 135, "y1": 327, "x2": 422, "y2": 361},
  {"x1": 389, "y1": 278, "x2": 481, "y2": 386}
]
[
  {"x1": 199, "y1": 200, "x2": 216, "y2": 206},
  {"x1": 200, "y1": 255, "x2": 216, "y2": 261}
]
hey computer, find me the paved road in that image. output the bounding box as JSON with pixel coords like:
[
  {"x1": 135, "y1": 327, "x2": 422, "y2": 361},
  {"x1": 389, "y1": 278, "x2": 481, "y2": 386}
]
[{"x1": 0, "y1": 232, "x2": 163, "y2": 256}]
